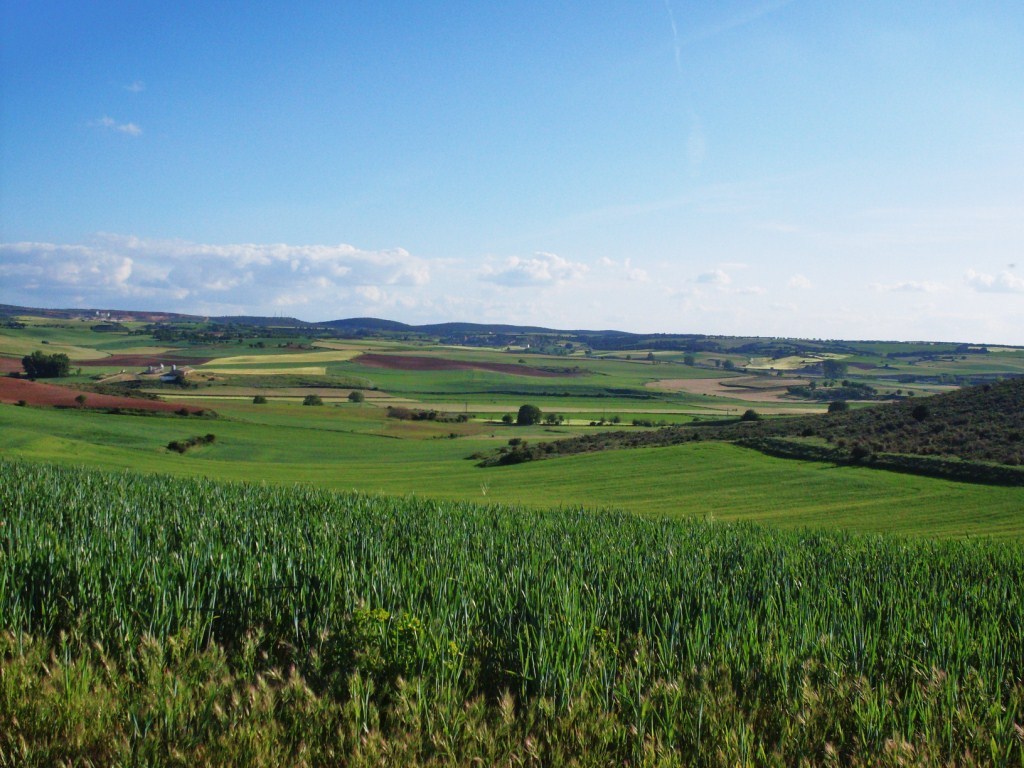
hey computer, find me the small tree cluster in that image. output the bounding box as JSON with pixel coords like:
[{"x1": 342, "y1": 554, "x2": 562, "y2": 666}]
[{"x1": 22, "y1": 351, "x2": 71, "y2": 378}]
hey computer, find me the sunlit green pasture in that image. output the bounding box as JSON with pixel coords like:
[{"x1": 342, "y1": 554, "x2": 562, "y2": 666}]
[{"x1": 2, "y1": 401, "x2": 1021, "y2": 539}]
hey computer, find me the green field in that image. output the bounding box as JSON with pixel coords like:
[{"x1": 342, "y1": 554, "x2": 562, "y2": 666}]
[
  {"x1": 2, "y1": 396, "x2": 1022, "y2": 539},
  {"x1": 2, "y1": 461, "x2": 1022, "y2": 765},
  {"x1": 2, "y1": 315, "x2": 1024, "y2": 538}
]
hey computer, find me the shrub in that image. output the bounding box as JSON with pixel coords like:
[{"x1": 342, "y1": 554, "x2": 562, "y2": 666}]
[
  {"x1": 741, "y1": 409, "x2": 760, "y2": 422},
  {"x1": 348, "y1": 391, "x2": 365, "y2": 403},
  {"x1": 516, "y1": 404, "x2": 542, "y2": 426},
  {"x1": 912, "y1": 404, "x2": 930, "y2": 421},
  {"x1": 252, "y1": 395, "x2": 268, "y2": 404},
  {"x1": 828, "y1": 400, "x2": 849, "y2": 414},
  {"x1": 303, "y1": 394, "x2": 323, "y2": 406},
  {"x1": 850, "y1": 443, "x2": 872, "y2": 462}
]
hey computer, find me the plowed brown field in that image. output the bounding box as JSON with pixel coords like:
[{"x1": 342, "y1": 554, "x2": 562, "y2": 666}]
[
  {"x1": 355, "y1": 353, "x2": 576, "y2": 378},
  {"x1": 0, "y1": 377, "x2": 203, "y2": 413},
  {"x1": 0, "y1": 357, "x2": 21, "y2": 374}
]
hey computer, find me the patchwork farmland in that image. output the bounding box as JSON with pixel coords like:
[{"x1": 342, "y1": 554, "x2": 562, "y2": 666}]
[{"x1": 1, "y1": 309, "x2": 1023, "y2": 764}]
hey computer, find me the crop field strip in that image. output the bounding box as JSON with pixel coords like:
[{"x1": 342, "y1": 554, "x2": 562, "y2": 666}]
[
  {"x1": 1, "y1": 460, "x2": 1022, "y2": 765},
  {"x1": 3, "y1": 398, "x2": 1023, "y2": 538}
]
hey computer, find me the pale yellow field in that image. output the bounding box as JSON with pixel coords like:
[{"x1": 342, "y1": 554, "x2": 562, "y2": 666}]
[
  {"x1": 201, "y1": 350, "x2": 360, "y2": 366},
  {"x1": 311, "y1": 341, "x2": 372, "y2": 351},
  {"x1": 745, "y1": 353, "x2": 849, "y2": 371},
  {"x1": 104, "y1": 346, "x2": 173, "y2": 356},
  {"x1": 200, "y1": 366, "x2": 328, "y2": 376}
]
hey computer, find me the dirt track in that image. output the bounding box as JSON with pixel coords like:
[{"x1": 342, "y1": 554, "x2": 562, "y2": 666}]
[
  {"x1": 0, "y1": 376, "x2": 203, "y2": 413},
  {"x1": 355, "y1": 353, "x2": 576, "y2": 378}
]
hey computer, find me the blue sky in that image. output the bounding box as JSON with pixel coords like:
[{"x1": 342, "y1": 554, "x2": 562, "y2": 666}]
[{"x1": 2, "y1": 1, "x2": 1023, "y2": 342}]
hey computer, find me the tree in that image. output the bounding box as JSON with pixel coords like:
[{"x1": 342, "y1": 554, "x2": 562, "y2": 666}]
[
  {"x1": 74, "y1": 394, "x2": 87, "y2": 407},
  {"x1": 822, "y1": 359, "x2": 848, "y2": 379},
  {"x1": 302, "y1": 394, "x2": 323, "y2": 406},
  {"x1": 683, "y1": 353, "x2": 696, "y2": 366},
  {"x1": 827, "y1": 400, "x2": 849, "y2": 414},
  {"x1": 740, "y1": 409, "x2": 760, "y2": 421},
  {"x1": 253, "y1": 395, "x2": 268, "y2": 404},
  {"x1": 501, "y1": 413, "x2": 514, "y2": 425},
  {"x1": 22, "y1": 351, "x2": 70, "y2": 378},
  {"x1": 348, "y1": 390, "x2": 365, "y2": 403},
  {"x1": 722, "y1": 359, "x2": 736, "y2": 371},
  {"x1": 516, "y1": 404, "x2": 542, "y2": 426}
]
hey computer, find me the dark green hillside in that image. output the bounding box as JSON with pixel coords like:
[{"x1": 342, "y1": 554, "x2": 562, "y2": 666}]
[{"x1": 484, "y1": 377, "x2": 1024, "y2": 476}]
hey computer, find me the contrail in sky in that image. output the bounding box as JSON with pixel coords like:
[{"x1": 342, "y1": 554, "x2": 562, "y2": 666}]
[{"x1": 663, "y1": 0, "x2": 683, "y2": 77}]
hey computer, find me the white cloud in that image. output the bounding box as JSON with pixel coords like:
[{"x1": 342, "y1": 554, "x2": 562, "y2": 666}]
[
  {"x1": 124, "y1": 80, "x2": 146, "y2": 93},
  {"x1": 965, "y1": 269, "x2": 1024, "y2": 294},
  {"x1": 788, "y1": 274, "x2": 812, "y2": 290},
  {"x1": 599, "y1": 257, "x2": 649, "y2": 282},
  {"x1": 355, "y1": 285, "x2": 385, "y2": 303},
  {"x1": 870, "y1": 280, "x2": 948, "y2": 294},
  {"x1": 479, "y1": 251, "x2": 588, "y2": 287},
  {"x1": 0, "y1": 235, "x2": 431, "y2": 313},
  {"x1": 90, "y1": 116, "x2": 142, "y2": 136},
  {"x1": 695, "y1": 269, "x2": 731, "y2": 286}
]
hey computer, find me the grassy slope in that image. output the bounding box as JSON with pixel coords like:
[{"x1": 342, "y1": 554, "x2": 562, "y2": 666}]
[
  {"x1": 2, "y1": 402, "x2": 1021, "y2": 539},
  {"x1": 499, "y1": 377, "x2": 1024, "y2": 471}
]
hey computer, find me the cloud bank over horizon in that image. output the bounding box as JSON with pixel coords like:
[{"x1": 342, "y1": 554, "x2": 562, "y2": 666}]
[{"x1": 2, "y1": 234, "x2": 1023, "y2": 344}]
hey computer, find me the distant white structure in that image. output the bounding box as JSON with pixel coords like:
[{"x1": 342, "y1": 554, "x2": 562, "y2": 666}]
[{"x1": 159, "y1": 365, "x2": 191, "y2": 383}]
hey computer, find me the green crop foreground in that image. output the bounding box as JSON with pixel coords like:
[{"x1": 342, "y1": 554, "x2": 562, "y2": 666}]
[{"x1": 2, "y1": 460, "x2": 1023, "y2": 766}]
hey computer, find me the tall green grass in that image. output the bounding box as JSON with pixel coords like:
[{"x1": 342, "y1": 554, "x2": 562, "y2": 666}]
[{"x1": 2, "y1": 460, "x2": 1022, "y2": 765}]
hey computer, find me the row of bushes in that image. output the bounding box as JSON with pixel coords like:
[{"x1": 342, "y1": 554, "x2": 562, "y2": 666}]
[
  {"x1": 737, "y1": 437, "x2": 1024, "y2": 486},
  {"x1": 166, "y1": 434, "x2": 216, "y2": 454},
  {"x1": 387, "y1": 406, "x2": 470, "y2": 423}
]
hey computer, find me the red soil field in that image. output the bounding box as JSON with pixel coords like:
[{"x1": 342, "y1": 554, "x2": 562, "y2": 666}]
[
  {"x1": 354, "y1": 353, "x2": 576, "y2": 378},
  {"x1": 0, "y1": 357, "x2": 22, "y2": 374},
  {"x1": 0, "y1": 376, "x2": 203, "y2": 413}
]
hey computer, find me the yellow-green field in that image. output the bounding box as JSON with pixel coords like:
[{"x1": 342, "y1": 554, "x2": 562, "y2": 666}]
[
  {"x1": 0, "y1": 331, "x2": 109, "y2": 360},
  {"x1": 201, "y1": 349, "x2": 362, "y2": 366},
  {"x1": 199, "y1": 365, "x2": 329, "y2": 375}
]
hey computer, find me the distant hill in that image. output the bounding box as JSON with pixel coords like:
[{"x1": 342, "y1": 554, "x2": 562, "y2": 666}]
[
  {"x1": 316, "y1": 317, "x2": 415, "y2": 333},
  {"x1": 2, "y1": 303, "x2": 1020, "y2": 358},
  {"x1": 209, "y1": 315, "x2": 308, "y2": 327}
]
